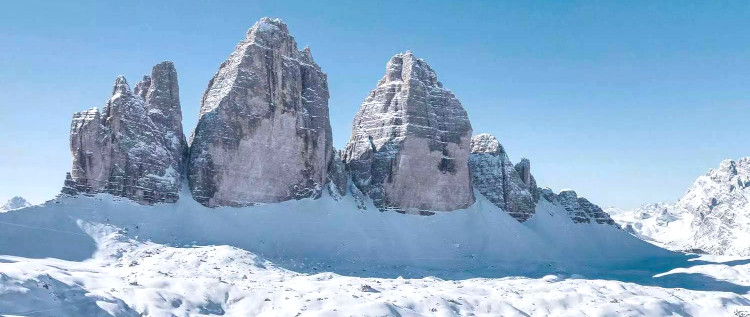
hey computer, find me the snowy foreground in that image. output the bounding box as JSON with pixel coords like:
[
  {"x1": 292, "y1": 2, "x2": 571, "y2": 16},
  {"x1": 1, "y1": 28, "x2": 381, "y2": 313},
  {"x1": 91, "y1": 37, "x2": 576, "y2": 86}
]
[{"x1": 1, "y1": 192, "x2": 749, "y2": 316}]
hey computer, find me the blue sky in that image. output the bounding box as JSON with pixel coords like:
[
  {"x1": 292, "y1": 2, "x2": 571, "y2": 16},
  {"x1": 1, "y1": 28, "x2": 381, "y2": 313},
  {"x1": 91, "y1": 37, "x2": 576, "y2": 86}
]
[{"x1": 1, "y1": 1, "x2": 748, "y2": 208}]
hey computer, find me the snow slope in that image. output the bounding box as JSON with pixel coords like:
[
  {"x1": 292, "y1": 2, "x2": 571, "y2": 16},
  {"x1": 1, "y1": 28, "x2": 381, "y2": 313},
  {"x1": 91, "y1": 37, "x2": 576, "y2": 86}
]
[{"x1": 0, "y1": 191, "x2": 749, "y2": 316}]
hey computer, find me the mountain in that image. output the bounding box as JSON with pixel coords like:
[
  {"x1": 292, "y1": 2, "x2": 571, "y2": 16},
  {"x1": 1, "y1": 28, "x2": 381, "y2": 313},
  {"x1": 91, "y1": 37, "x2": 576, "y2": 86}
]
[
  {"x1": 63, "y1": 62, "x2": 186, "y2": 204},
  {"x1": 344, "y1": 51, "x2": 474, "y2": 213},
  {"x1": 468, "y1": 134, "x2": 537, "y2": 221},
  {"x1": 188, "y1": 18, "x2": 333, "y2": 207},
  {"x1": 0, "y1": 196, "x2": 31, "y2": 211},
  {"x1": 57, "y1": 17, "x2": 613, "y2": 228},
  {"x1": 612, "y1": 158, "x2": 750, "y2": 255},
  {"x1": 4, "y1": 16, "x2": 750, "y2": 316}
]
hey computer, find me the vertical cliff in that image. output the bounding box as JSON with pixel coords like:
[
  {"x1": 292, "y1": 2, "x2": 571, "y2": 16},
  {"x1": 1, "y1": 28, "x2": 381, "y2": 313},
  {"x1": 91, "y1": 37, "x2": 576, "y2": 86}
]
[
  {"x1": 344, "y1": 52, "x2": 474, "y2": 213},
  {"x1": 188, "y1": 18, "x2": 333, "y2": 207},
  {"x1": 66, "y1": 62, "x2": 186, "y2": 204}
]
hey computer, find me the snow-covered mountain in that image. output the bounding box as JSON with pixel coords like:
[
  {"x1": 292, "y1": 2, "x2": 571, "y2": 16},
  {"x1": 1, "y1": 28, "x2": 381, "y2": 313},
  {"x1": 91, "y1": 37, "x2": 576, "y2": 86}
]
[
  {"x1": 0, "y1": 196, "x2": 31, "y2": 212},
  {"x1": 612, "y1": 158, "x2": 750, "y2": 256},
  {"x1": 4, "y1": 16, "x2": 749, "y2": 315}
]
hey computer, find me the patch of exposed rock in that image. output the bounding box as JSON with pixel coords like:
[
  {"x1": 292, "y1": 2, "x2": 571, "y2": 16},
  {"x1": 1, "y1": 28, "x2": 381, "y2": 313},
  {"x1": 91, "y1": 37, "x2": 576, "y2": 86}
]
[
  {"x1": 187, "y1": 18, "x2": 333, "y2": 207},
  {"x1": 343, "y1": 51, "x2": 474, "y2": 213},
  {"x1": 541, "y1": 188, "x2": 617, "y2": 225},
  {"x1": 326, "y1": 148, "x2": 348, "y2": 199},
  {"x1": 468, "y1": 134, "x2": 536, "y2": 221},
  {"x1": 64, "y1": 62, "x2": 186, "y2": 204}
]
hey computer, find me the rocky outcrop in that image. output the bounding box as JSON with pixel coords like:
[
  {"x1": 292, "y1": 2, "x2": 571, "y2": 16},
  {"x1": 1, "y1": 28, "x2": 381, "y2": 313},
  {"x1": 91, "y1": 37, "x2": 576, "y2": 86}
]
[
  {"x1": 344, "y1": 51, "x2": 474, "y2": 213},
  {"x1": 1, "y1": 196, "x2": 31, "y2": 211},
  {"x1": 188, "y1": 18, "x2": 333, "y2": 207},
  {"x1": 326, "y1": 148, "x2": 347, "y2": 199},
  {"x1": 468, "y1": 134, "x2": 536, "y2": 221},
  {"x1": 515, "y1": 159, "x2": 540, "y2": 203},
  {"x1": 65, "y1": 62, "x2": 186, "y2": 204},
  {"x1": 542, "y1": 188, "x2": 617, "y2": 225}
]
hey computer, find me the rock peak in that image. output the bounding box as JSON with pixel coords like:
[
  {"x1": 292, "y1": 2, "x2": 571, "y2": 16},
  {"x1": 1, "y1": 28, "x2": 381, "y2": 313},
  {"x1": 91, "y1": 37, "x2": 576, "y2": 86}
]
[
  {"x1": 112, "y1": 75, "x2": 130, "y2": 95},
  {"x1": 153, "y1": 60, "x2": 175, "y2": 71},
  {"x1": 189, "y1": 18, "x2": 333, "y2": 207},
  {"x1": 718, "y1": 158, "x2": 738, "y2": 175},
  {"x1": 247, "y1": 17, "x2": 289, "y2": 38},
  {"x1": 66, "y1": 62, "x2": 186, "y2": 204},
  {"x1": 1, "y1": 196, "x2": 31, "y2": 211},
  {"x1": 470, "y1": 133, "x2": 504, "y2": 155},
  {"x1": 380, "y1": 51, "x2": 441, "y2": 88},
  {"x1": 345, "y1": 50, "x2": 473, "y2": 212}
]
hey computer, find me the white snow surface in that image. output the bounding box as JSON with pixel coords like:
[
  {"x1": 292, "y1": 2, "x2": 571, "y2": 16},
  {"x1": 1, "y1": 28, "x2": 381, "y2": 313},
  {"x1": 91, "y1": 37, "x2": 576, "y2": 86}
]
[{"x1": 1, "y1": 189, "x2": 749, "y2": 316}]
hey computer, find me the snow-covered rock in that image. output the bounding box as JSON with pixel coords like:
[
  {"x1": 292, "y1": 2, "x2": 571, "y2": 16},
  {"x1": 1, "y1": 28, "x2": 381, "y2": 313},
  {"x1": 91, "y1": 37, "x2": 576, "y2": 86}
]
[
  {"x1": 188, "y1": 17, "x2": 333, "y2": 207},
  {"x1": 0, "y1": 196, "x2": 31, "y2": 211},
  {"x1": 468, "y1": 133, "x2": 536, "y2": 221},
  {"x1": 541, "y1": 188, "x2": 617, "y2": 225},
  {"x1": 344, "y1": 51, "x2": 474, "y2": 213},
  {"x1": 64, "y1": 61, "x2": 186, "y2": 204},
  {"x1": 613, "y1": 157, "x2": 750, "y2": 255}
]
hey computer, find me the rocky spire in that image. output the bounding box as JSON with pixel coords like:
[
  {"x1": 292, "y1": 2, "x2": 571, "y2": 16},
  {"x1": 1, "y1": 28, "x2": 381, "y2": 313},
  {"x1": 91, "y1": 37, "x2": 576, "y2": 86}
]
[
  {"x1": 66, "y1": 62, "x2": 186, "y2": 204},
  {"x1": 514, "y1": 158, "x2": 540, "y2": 202},
  {"x1": 344, "y1": 52, "x2": 474, "y2": 213},
  {"x1": 133, "y1": 75, "x2": 151, "y2": 100},
  {"x1": 468, "y1": 134, "x2": 536, "y2": 221},
  {"x1": 142, "y1": 61, "x2": 187, "y2": 173},
  {"x1": 188, "y1": 17, "x2": 333, "y2": 207}
]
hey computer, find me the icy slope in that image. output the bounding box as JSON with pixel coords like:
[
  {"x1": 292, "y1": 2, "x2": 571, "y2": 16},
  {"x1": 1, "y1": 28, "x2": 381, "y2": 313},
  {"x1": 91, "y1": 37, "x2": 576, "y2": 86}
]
[{"x1": 1, "y1": 192, "x2": 749, "y2": 316}]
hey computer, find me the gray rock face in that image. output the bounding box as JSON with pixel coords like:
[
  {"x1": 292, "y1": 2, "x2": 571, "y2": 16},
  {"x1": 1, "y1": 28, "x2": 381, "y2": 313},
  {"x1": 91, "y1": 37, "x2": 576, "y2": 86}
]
[
  {"x1": 515, "y1": 159, "x2": 540, "y2": 203},
  {"x1": 344, "y1": 52, "x2": 474, "y2": 212},
  {"x1": 188, "y1": 18, "x2": 333, "y2": 207},
  {"x1": 468, "y1": 134, "x2": 536, "y2": 221},
  {"x1": 1, "y1": 196, "x2": 31, "y2": 211},
  {"x1": 66, "y1": 62, "x2": 186, "y2": 204},
  {"x1": 326, "y1": 148, "x2": 348, "y2": 199},
  {"x1": 543, "y1": 189, "x2": 617, "y2": 225}
]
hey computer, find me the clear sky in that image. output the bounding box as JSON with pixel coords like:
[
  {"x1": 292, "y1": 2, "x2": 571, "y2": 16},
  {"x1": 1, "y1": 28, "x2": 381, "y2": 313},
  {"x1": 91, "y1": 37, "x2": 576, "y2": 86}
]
[{"x1": 1, "y1": 1, "x2": 748, "y2": 208}]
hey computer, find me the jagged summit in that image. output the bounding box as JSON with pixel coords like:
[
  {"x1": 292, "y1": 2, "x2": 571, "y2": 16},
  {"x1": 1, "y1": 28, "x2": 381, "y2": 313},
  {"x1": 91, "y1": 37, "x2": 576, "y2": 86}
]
[
  {"x1": 64, "y1": 61, "x2": 186, "y2": 204},
  {"x1": 468, "y1": 133, "x2": 537, "y2": 222},
  {"x1": 344, "y1": 51, "x2": 474, "y2": 213},
  {"x1": 470, "y1": 133, "x2": 505, "y2": 154},
  {"x1": 1, "y1": 196, "x2": 31, "y2": 211},
  {"x1": 55, "y1": 19, "x2": 618, "y2": 228},
  {"x1": 188, "y1": 17, "x2": 333, "y2": 207},
  {"x1": 247, "y1": 17, "x2": 287, "y2": 36}
]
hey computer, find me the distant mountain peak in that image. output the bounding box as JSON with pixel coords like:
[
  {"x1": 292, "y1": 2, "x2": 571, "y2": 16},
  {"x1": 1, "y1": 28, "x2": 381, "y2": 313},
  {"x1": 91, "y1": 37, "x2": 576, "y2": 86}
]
[
  {"x1": 612, "y1": 157, "x2": 750, "y2": 255},
  {"x1": 1, "y1": 196, "x2": 31, "y2": 211}
]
